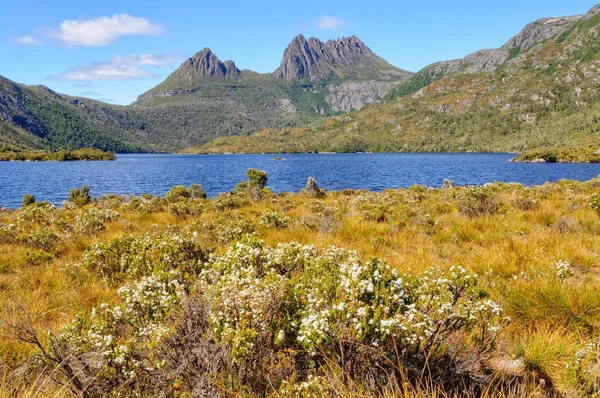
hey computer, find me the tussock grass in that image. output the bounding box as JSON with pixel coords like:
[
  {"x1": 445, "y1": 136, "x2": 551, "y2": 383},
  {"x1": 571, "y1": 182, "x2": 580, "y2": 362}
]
[{"x1": 2, "y1": 177, "x2": 600, "y2": 396}]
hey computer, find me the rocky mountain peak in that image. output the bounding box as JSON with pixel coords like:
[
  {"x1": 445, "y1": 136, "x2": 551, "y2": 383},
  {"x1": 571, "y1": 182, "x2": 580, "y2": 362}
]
[
  {"x1": 275, "y1": 35, "x2": 410, "y2": 82},
  {"x1": 175, "y1": 48, "x2": 240, "y2": 81}
]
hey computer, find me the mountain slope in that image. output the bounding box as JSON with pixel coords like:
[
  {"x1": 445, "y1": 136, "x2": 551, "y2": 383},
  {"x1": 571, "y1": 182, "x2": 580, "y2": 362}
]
[{"x1": 195, "y1": 4, "x2": 600, "y2": 158}]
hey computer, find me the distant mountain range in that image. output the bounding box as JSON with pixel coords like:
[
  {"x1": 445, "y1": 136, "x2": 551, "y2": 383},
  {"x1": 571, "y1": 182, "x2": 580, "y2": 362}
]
[
  {"x1": 2, "y1": 4, "x2": 600, "y2": 157},
  {"x1": 0, "y1": 35, "x2": 411, "y2": 152}
]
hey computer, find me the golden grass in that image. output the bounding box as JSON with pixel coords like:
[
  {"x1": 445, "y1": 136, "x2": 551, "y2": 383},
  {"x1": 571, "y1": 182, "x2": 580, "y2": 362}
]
[{"x1": 1, "y1": 178, "x2": 600, "y2": 395}]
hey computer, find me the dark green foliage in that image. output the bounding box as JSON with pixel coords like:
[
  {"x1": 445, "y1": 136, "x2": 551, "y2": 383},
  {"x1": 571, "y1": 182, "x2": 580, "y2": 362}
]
[
  {"x1": 246, "y1": 169, "x2": 268, "y2": 188},
  {"x1": 22, "y1": 194, "x2": 35, "y2": 207},
  {"x1": 165, "y1": 186, "x2": 191, "y2": 202},
  {"x1": 390, "y1": 72, "x2": 435, "y2": 99},
  {"x1": 68, "y1": 186, "x2": 91, "y2": 207}
]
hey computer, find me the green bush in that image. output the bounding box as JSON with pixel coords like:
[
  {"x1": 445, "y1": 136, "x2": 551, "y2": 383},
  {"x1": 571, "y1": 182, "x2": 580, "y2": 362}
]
[
  {"x1": 165, "y1": 185, "x2": 190, "y2": 202},
  {"x1": 21, "y1": 194, "x2": 35, "y2": 207},
  {"x1": 246, "y1": 168, "x2": 268, "y2": 187},
  {"x1": 68, "y1": 186, "x2": 91, "y2": 207}
]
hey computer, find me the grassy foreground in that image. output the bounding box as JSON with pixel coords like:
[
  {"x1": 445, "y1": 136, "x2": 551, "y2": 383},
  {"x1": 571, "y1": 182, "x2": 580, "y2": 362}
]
[
  {"x1": 0, "y1": 148, "x2": 115, "y2": 162},
  {"x1": 1, "y1": 173, "x2": 600, "y2": 396}
]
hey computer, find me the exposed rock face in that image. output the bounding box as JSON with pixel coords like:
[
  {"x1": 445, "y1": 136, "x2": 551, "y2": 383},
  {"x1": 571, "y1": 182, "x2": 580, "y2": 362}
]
[
  {"x1": 325, "y1": 81, "x2": 397, "y2": 111},
  {"x1": 175, "y1": 48, "x2": 240, "y2": 81},
  {"x1": 422, "y1": 13, "x2": 585, "y2": 78},
  {"x1": 275, "y1": 35, "x2": 411, "y2": 82}
]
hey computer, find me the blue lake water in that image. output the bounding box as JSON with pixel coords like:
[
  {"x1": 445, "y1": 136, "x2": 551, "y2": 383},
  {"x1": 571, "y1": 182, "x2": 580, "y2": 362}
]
[{"x1": 1, "y1": 153, "x2": 600, "y2": 208}]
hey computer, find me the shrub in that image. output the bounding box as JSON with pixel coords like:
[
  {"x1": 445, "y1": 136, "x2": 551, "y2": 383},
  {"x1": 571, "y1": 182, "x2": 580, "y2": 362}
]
[
  {"x1": 20, "y1": 249, "x2": 53, "y2": 266},
  {"x1": 189, "y1": 184, "x2": 207, "y2": 199},
  {"x1": 260, "y1": 210, "x2": 290, "y2": 229},
  {"x1": 458, "y1": 186, "x2": 501, "y2": 217},
  {"x1": 246, "y1": 168, "x2": 268, "y2": 188},
  {"x1": 165, "y1": 185, "x2": 190, "y2": 202},
  {"x1": 76, "y1": 230, "x2": 209, "y2": 283},
  {"x1": 168, "y1": 201, "x2": 204, "y2": 218},
  {"x1": 74, "y1": 208, "x2": 120, "y2": 235},
  {"x1": 21, "y1": 194, "x2": 35, "y2": 207},
  {"x1": 39, "y1": 239, "x2": 505, "y2": 396},
  {"x1": 19, "y1": 230, "x2": 59, "y2": 252},
  {"x1": 68, "y1": 186, "x2": 91, "y2": 207}
]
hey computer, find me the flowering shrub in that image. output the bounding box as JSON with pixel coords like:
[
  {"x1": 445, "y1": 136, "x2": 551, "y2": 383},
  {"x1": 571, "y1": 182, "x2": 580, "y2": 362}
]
[
  {"x1": 514, "y1": 190, "x2": 539, "y2": 211},
  {"x1": 47, "y1": 237, "x2": 505, "y2": 395},
  {"x1": 199, "y1": 238, "x2": 505, "y2": 385},
  {"x1": 54, "y1": 270, "x2": 186, "y2": 395},
  {"x1": 76, "y1": 230, "x2": 208, "y2": 283},
  {"x1": 73, "y1": 208, "x2": 120, "y2": 235},
  {"x1": 127, "y1": 195, "x2": 163, "y2": 213},
  {"x1": 260, "y1": 210, "x2": 290, "y2": 229},
  {"x1": 15, "y1": 202, "x2": 56, "y2": 225}
]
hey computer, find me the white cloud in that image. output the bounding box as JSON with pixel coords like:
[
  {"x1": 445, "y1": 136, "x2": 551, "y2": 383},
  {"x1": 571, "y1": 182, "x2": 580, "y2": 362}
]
[
  {"x1": 109, "y1": 52, "x2": 184, "y2": 66},
  {"x1": 12, "y1": 35, "x2": 43, "y2": 46},
  {"x1": 56, "y1": 64, "x2": 153, "y2": 81},
  {"x1": 17, "y1": 14, "x2": 162, "y2": 47},
  {"x1": 316, "y1": 16, "x2": 345, "y2": 30}
]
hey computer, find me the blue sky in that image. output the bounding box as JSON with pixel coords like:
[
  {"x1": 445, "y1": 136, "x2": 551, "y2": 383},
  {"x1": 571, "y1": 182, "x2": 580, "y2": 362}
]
[{"x1": 1, "y1": 0, "x2": 596, "y2": 105}]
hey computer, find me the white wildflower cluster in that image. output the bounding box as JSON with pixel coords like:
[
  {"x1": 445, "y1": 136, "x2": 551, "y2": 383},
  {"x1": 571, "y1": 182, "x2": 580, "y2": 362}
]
[
  {"x1": 73, "y1": 208, "x2": 120, "y2": 235},
  {"x1": 202, "y1": 238, "x2": 317, "y2": 360},
  {"x1": 277, "y1": 375, "x2": 330, "y2": 397},
  {"x1": 571, "y1": 338, "x2": 600, "y2": 396},
  {"x1": 556, "y1": 260, "x2": 573, "y2": 280},
  {"x1": 77, "y1": 230, "x2": 205, "y2": 282},
  {"x1": 15, "y1": 202, "x2": 57, "y2": 225},
  {"x1": 60, "y1": 270, "x2": 185, "y2": 379},
  {"x1": 260, "y1": 210, "x2": 290, "y2": 229},
  {"x1": 199, "y1": 238, "x2": 505, "y2": 363}
]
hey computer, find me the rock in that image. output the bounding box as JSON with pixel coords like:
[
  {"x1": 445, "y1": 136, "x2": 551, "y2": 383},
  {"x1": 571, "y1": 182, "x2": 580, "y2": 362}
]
[
  {"x1": 274, "y1": 35, "x2": 412, "y2": 83},
  {"x1": 325, "y1": 81, "x2": 397, "y2": 111},
  {"x1": 174, "y1": 48, "x2": 240, "y2": 81}
]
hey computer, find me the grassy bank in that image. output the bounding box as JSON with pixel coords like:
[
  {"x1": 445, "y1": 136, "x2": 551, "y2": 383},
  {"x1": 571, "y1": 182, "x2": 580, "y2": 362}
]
[
  {"x1": 0, "y1": 148, "x2": 116, "y2": 162},
  {"x1": 2, "y1": 174, "x2": 600, "y2": 396}
]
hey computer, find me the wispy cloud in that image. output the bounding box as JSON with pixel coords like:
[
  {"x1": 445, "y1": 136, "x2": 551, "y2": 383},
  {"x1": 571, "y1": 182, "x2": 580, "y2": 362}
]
[
  {"x1": 12, "y1": 35, "x2": 43, "y2": 46},
  {"x1": 14, "y1": 14, "x2": 162, "y2": 47},
  {"x1": 316, "y1": 16, "x2": 345, "y2": 30},
  {"x1": 54, "y1": 51, "x2": 182, "y2": 82},
  {"x1": 109, "y1": 52, "x2": 185, "y2": 66},
  {"x1": 56, "y1": 64, "x2": 153, "y2": 81}
]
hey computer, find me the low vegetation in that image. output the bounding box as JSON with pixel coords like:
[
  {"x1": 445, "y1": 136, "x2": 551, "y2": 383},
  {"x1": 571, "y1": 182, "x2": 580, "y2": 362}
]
[
  {"x1": 1, "y1": 171, "x2": 600, "y2": 396},
  {"x1": 0, "y1": 148, "x2": 115, "y2": 162}
]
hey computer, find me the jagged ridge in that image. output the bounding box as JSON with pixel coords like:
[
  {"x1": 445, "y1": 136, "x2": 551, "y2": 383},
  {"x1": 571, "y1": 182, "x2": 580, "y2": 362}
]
[{"x1": 274, "y1": 35, "x2": 411, "y2": 82}]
